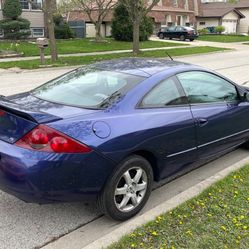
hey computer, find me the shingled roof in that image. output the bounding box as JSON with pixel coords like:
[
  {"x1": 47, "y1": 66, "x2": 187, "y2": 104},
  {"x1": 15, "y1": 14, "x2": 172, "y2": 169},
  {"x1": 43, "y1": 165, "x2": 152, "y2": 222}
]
[{"x1": 199, "y1": 2, "x2": 246, "y2": 18}]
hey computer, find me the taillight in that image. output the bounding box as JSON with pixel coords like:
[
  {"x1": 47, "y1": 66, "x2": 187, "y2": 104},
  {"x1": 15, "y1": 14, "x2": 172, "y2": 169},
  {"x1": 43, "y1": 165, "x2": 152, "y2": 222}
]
[
  {"x1": 15, "y1": 125, "x2": 92, "y2": 153},
  {"x1": 0, "y1": 110, "x2": 6, "y2": 116}
]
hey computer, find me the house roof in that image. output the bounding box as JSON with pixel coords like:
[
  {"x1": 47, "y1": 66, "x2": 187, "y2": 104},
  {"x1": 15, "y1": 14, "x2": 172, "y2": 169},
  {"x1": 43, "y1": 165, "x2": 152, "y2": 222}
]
[{"x1": 199, "y1": 2, "x2": 245, "y2": 18}]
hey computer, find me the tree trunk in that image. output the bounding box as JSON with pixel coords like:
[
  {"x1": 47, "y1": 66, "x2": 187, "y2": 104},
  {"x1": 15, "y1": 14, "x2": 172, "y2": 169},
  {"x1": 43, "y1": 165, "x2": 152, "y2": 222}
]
[
  {"x1": 44, "y1": 0, "x2": 58, "y2": 63},
  {"x1": 133, "y1": 18, "x2": 140, "y2": 55},
  {"x1": 95, "y1": 22, "x2": 102, "y2": 42}
]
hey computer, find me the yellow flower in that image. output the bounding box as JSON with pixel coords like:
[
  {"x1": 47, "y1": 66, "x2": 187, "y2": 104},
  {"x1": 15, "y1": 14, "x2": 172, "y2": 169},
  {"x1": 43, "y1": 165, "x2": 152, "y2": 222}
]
[
  {"x1": 221, "y1": 226, "x2": 227, "y2": 231},
  {"x1": 243, "y1": 226, "x2": 248, "y2": 230},
  {"x1": 240, "y1": 215, "x2": 245, "y2": 220},
  {"x1": 151, "y1": 231, "x2": 158, "y2": 236},
  {"x1": 131, "y1": 243, "x2": 136, "y2": 248},
  {"x1": 179, "y1": 221, "x2": 183, "y2": 225}
]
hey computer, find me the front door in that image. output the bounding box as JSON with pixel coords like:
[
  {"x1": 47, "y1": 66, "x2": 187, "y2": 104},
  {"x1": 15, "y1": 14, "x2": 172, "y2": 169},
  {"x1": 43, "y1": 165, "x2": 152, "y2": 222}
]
[
  {"x1": 137, "y1": 76, "x2": 197, "y2": 179},
  {"x1": 177, "y1": 71, "x2": 249, "y2": 159}
]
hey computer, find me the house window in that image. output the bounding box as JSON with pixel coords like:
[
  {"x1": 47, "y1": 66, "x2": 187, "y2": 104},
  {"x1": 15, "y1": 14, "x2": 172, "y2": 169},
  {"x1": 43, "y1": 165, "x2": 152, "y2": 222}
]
[
  {"x1": 165, "y1": 14, "x2": 172, "y2": 26},
  {"x1": 199, "y1": 22, "x2": 206, "y2": 25},
  {"x1": 172, "y1": 0, "x2": 178, "y2": 7},
  {"x1": 20, "y1": 0, "x2": 29, "y2": 10},
  {"x1": 184, "y1": 0, "x2": 189, "y2": 10},
  {"x1": 31, "y1": 0, "x2": 43, "y2": 10},
  {"x1": 31, "y1": 28, "x2": 44, "y2": 37}
]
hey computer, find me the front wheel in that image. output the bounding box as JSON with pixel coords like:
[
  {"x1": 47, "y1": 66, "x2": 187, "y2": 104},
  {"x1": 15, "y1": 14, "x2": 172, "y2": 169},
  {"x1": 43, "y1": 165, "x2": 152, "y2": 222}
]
[
  {"x1": 98, "y1": 155, "x2": 153, "y2": 221},
  {"x1": 159, "y1": 33, "x2": 164, "y2": 39}
]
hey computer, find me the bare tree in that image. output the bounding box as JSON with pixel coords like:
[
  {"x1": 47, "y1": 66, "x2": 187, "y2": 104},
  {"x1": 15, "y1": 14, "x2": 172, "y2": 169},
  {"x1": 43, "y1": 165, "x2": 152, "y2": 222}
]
[
  {"x1": 44, "y1": 0, "x2": 58, "y2": 62},
  {"x1": 60, "y1": 0, "x2": 117, "y2": 42},
  {"x1": 120, "y1": 0, "x2": 159, "y2": 55}
]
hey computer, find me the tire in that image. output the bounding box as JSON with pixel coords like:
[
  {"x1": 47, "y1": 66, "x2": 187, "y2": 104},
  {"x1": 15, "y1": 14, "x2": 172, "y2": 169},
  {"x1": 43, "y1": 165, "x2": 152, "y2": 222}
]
[
  {"x1": 189, "y1": 39, "x2": 194, "y2": 41},
  {"x1": 179, "y1": 35, "x2": 186, "y2": 41},
  {"x1": 159, "y1": 33, "x2": 164, "y2": 39},
  {"x1": 98, "y1": 155, "x2": 153, "y2": 221},
  {"x1": 243, "y1": 141, "x2": 249, "y2": 150}
]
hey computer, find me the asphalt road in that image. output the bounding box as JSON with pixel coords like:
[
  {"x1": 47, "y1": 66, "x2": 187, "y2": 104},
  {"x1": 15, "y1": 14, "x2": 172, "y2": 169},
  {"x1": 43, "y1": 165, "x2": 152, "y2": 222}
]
[{"x1": 0, "y1": 44, "x2": 249, "y2": 249}]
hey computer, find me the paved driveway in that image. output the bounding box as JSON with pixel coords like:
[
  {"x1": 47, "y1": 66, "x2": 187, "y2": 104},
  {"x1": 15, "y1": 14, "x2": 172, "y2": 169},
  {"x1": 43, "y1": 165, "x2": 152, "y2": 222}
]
[{"x1": 0, "y1": 44, "x2": 249, "y2": 249}]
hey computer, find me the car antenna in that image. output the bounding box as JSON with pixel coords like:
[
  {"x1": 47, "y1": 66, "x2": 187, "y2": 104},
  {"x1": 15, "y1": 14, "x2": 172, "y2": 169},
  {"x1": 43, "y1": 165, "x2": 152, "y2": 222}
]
[{"x1": 165, "y1": 51, "x2": 174, "y2": 61}]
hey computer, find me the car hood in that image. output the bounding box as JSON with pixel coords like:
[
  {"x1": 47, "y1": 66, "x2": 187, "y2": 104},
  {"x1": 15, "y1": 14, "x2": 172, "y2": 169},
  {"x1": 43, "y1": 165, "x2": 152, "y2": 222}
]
[{"x1": 7, "y1": 92, "x2": 100, "y2": 120}]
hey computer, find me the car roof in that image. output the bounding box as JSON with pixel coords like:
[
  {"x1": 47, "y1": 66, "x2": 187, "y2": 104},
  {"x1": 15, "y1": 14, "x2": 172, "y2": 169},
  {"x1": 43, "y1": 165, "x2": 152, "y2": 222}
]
[{"x1": 89, "y1": 58, "x2": 191, "y2": 77}]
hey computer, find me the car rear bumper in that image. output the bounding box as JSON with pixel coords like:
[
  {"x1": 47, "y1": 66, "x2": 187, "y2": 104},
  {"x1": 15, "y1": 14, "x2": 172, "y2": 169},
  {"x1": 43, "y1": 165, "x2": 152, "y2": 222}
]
[{"x1": 0, "y1": 140, "x2": 115, "y2": 203}]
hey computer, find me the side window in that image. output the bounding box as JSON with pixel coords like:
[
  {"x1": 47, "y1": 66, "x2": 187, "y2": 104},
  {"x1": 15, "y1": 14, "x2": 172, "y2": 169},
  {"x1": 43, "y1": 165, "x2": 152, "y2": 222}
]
[
  {"x1": 177, "y1": 71, "x2": 239, "y2": 104},
  {"x1": 140, "y1": 77, "x2": 185, "y2": 108}
]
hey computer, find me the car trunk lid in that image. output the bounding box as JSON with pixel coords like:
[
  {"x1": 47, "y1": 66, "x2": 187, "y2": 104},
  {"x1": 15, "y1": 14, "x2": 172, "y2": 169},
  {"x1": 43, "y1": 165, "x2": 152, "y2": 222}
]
[{"x1": 0, "y1": 97, "x2": 61, "y2": 144}]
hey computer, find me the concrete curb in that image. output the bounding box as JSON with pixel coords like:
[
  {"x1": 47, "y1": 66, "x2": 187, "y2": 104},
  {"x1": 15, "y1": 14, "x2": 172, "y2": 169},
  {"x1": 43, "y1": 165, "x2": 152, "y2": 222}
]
[{"x1": 82, "y1": 156, "x2": 249, "y2": 249}]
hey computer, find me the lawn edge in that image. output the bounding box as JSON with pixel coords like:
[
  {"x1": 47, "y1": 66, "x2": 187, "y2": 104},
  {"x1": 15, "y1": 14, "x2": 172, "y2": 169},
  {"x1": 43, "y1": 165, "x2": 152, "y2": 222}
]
[{"x1": 81, "y1": 155, "x2": 249, "y2": 249}]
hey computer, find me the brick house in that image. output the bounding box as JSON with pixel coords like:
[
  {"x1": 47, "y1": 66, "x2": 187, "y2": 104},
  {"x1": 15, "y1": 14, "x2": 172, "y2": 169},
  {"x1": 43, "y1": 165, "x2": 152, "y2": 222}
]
[
  {"x1": 68, "y1": 0, "x2": 202, "y2": 38},
  {"x1": 0, "y1": 0, "x2": 45, "y2": 38}
]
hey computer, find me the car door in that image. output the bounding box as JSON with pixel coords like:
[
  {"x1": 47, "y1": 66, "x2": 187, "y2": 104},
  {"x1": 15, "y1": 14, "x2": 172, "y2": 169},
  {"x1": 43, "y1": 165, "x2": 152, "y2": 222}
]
[
  {"x1": 138, "y1": 76, "x2": 197, "y2": 179},
  {"x1": 166, "y1": 26, "x2": 176, "y2": 39},
  {"x1": 177, "y1": 71, "x2": 249, "y2": 160},
  {"x1": 175, "y1": 26, "x2": 183, "y2": 38}
]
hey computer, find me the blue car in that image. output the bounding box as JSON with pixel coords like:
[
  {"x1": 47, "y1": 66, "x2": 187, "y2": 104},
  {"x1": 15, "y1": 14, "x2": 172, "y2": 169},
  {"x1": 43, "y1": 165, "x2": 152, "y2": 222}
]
[{"x1": 0, "y1": 58, "x2": 249, "y2": 221}]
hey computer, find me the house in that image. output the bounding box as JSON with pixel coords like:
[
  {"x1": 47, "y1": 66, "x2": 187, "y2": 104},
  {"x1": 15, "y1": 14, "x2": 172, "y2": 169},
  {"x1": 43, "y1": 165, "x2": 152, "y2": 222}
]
[
  {"x1": 0, "y1": 0, "x2": 45, "y2": 38},
  {"x1": 67, "y1": 0, "x2": 202, "y2": 38},
  {"x1": 197, "y1": 0, "x2": 249, "y2": 34}
]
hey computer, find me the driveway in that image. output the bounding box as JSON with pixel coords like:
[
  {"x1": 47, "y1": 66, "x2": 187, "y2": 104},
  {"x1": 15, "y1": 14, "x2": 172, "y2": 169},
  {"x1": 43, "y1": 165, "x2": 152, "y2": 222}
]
[{"x1": 0, "y1": 45, "x2": 249, "y2": 249}]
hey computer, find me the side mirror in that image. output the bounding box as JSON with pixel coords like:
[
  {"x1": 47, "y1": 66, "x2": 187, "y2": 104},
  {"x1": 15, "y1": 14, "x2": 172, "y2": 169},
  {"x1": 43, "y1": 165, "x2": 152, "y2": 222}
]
[{"x1": 237, "y1": 87, "x2": 249, "y2": 101}]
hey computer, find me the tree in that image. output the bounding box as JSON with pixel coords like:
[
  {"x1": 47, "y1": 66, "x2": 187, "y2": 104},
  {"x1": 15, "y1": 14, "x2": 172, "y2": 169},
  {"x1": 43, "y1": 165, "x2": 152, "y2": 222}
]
[
  {"x1": 43, "y1": 0, "x2": 58, "y2": 62},
  {"x1": 59, "y1": 0, "x2": 117, "y2": 42},
  {"x1": 120, "y1": 0, "x2": 159, "y2": 55},
  {"x1": 111, "y1": 3, "x2": 153, "y2": 42},
  {"x1": 0, "y1": 0, "x2": 31, "y2": 40}
]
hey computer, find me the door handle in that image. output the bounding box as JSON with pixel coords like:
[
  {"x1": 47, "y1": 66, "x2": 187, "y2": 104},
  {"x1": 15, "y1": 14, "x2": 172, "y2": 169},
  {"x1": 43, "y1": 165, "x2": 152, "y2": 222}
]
[{"x1": 197, "y1": 118, "x2": 208, "y2": 127}]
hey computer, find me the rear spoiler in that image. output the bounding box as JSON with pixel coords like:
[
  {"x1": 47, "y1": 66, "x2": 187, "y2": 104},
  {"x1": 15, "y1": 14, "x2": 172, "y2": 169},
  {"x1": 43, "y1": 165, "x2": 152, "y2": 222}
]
[{"x1": 0, "y1": 97, "x2": 61, "y2": 123}]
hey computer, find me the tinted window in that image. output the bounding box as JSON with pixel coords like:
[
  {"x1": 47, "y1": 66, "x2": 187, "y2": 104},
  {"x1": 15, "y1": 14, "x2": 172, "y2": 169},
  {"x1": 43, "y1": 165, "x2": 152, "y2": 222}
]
[
  {"x1": 33, "y1": 67, "x2": 145, "y2": 108},
  {"x1": 140, "y1": 77, "x2": 185, "y2": 107},
  {"x1": 168, "y1": 26, "x2": 176, "y2": 32},
  {"x1": 177, "y1": 71, "x2": 238, "y2": 104},
  {"x1": 176, "y1": 26, "x2": 184, "y2": 31}
]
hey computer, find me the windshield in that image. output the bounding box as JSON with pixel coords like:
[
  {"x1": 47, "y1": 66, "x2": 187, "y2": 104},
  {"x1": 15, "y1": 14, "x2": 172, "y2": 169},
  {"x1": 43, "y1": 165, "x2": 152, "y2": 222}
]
[{"x1": 32, "y1": 67, "x2": 145, "y2": 109}]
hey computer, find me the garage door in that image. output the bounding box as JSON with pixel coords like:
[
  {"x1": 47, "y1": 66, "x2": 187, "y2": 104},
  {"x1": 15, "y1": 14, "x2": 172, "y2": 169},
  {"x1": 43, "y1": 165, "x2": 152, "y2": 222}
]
[
  {"x1": 86, "y1": 23, "x2": 96, "y2": 38},
  {"x1": 222, "y1": 20, "x2": 237, "y2": 34}
]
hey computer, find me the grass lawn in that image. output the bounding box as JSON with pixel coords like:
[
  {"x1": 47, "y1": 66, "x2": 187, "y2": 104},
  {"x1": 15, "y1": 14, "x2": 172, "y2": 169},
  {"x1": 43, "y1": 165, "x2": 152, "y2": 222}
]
[
  {"x1": 0, "y1": 39, "x2": 185, "y2": 57},
  {"x1": 0, "y1": 46, "x2": 229, "y2": 70},
  {"x1": 198, "y1": 35, "x2": 249, "y2": 43},
  {"x1": 108, "y1": 164, "x2": 249, "y2": 249}
]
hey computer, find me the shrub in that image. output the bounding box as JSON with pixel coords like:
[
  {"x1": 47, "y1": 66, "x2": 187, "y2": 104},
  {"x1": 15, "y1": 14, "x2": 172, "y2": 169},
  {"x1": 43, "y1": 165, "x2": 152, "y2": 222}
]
[
  {"x1": 215, "y1": 26, "x2": 225, "y2": 34},
  {"x1": 0, "y1": 0, "x2": 30, "y2": 39},
  {"x1": 53, "y1": 14, "x2": 75, "y2": 39},
  {"x1": 111, "y1": 3, "x2": 153, "y2": 42},
  {"x1": 198, "y1": 28, "x2": 209, "y2": 35},
  {"x1": 2, "y1": 0, "x2": 21, "y2": 19}
]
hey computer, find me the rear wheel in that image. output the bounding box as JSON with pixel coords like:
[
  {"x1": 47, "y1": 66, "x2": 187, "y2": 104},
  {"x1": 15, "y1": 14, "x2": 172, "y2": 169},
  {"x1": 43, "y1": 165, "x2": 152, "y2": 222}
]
[
  {"x1": 189, "y1": 39, "x2": 194, "y2": 41},
  {"x1": 159, "y1": 33, "x2": 164, "y2": 39},
  {"x1": 180, "y1": 35, "x2": 186, "y2": 41},
  {"x1": 98, "y1": 155, "x2": 153, "y2": 221}
]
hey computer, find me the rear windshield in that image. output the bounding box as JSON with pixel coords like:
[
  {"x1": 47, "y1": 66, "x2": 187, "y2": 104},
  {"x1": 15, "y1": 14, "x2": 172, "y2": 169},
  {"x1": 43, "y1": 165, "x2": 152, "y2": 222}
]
[{"x1": 32, "y1": 67, "x2": 145, "y2": 109}]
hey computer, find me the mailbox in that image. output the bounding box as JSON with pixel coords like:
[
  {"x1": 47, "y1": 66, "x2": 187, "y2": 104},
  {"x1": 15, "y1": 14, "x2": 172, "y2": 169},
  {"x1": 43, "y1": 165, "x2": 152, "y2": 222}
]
[{"x1": 36, "y1": 38, "x2": 49, "y2": 48}]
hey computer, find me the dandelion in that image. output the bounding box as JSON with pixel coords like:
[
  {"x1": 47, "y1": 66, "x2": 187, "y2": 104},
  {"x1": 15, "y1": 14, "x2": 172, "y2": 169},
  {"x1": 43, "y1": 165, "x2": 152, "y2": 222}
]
[
  {"x1": 131, "y1": 243, "x2": 136, "y2": 248},
  {"x1": 221, "y1": 225, "x2": 227, "y2": 231},
  {"x1": 243, "y1": 226, "x2": 248, "y2": 230},
  {"x1": 240, "y1": 215, "x2": 245, "y2": 220},
  {"x1": 151, "y1": 231, "x2": 158, "y2": 236}
]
